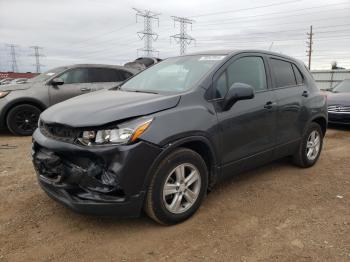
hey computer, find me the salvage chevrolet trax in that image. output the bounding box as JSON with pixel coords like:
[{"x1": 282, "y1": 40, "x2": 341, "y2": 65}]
[{"x1": 32, "y1": 50, "x2": 328, "y2": 225}]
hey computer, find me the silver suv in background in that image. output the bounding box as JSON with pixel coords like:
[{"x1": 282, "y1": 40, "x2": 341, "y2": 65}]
[{"x1": 0, "y1": 64, "x2": 138, "y2": 135}]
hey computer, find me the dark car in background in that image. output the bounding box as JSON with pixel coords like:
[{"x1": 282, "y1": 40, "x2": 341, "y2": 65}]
[
  {"x1": 327, "y1": 79, "x2": 350, "y2": 125},
  {"x1": 0, "y1": 64, "x2": 138, "y2": 135},
  {"x1": 32, "y1": 50, "x2": 327, "y2": 225},
  {"x1": 124, "y1": 57, "x2": 162, "y2": 71}
]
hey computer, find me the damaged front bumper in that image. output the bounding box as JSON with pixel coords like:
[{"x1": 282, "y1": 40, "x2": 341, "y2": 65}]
[{"x1": 32, "y1": 128, "x2": 162, "y2": 217}]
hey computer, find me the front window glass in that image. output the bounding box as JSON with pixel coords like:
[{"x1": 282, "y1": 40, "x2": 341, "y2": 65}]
[
  {"x1": 332, "y1": 80, "x2": 350, "y2": 93},
  {"x1": 215, "y1": 72, "x2": 228, "y2": 98},
  {"x1": 59, "y1": 68, "x2": 90, "y2": 84},
  {"x1": 215, "y1": 56, "x2": 267, "y2": 98},
  {"x1": 121, "y1": 55, "x2": 226, "y2": 93},
  {"x1": 27, "y1": 67, "x2": 67, "y2": 83}
]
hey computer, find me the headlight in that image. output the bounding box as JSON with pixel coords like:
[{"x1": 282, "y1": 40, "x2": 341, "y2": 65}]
[
  {"x1": 0, "y1": 91, "x2": 10, "y2": 98},
  {"x1": 77, "y1": 117, "x2": 153, "y2": 146}
]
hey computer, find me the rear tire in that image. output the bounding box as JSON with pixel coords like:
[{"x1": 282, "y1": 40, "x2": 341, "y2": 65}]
[
  {"x1": 6, "y1": 104, "x2": 41, "y2": 136},
  {"x1": 144, "y1": 148, "x2": 208, "y2": 225},
  {"x1": 293, "y1": 122, "x2": 323, "y2": 168}
]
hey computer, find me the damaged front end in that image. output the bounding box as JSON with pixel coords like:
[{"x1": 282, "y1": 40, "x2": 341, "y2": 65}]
[
  {"x1": 33, "y1": 147, "x2": 121, "y2": 194},
  {"x1": 32, "y1": 127, "x2": 162, "y2": 217}
]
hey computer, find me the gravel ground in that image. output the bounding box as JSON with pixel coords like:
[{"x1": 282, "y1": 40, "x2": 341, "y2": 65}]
[{"x1": 0, "y1": 126, "x2": 349, "y2": 262}]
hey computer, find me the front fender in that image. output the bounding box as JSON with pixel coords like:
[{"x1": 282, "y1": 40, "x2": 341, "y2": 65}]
[{"x1": 141, "y1": 135, "x2": 219, "y2": 193}]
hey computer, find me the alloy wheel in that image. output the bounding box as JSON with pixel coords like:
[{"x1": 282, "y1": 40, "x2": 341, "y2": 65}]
[
  {"x1": 306, "y1": 130, "x2": 321, "y2": 161},
  {"x1": 162, "y1": 163, "x2": 201, "y2": 214},
  {"x1": 14, "y1": 110, "x2": 39, "y2": 133}
]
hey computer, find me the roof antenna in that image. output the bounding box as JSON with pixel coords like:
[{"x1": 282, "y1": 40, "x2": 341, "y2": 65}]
[{"x1": 268, "y1": 42, "x2": 274, "y2": 51}]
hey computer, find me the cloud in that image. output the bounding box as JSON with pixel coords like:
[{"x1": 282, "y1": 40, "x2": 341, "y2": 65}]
[{"x1": 0, "y1": 0, "x2": 349, "y2": 72}]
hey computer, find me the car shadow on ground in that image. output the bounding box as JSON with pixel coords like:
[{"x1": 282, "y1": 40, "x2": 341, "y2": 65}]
[
  {"x1": 0, "y1": 129, "x2": 12, "y2": 136},
  {"x1": 328, "y1": 123, "x2": 350, "y2": 131}
]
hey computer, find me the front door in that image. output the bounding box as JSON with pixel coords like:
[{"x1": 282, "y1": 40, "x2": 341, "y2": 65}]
[
  {"x1": 213, "y1": 55, "x2": 277, "y2": 176},
  {"x1": 48, "y1": 68, "x2": 92, "y2": 105}
]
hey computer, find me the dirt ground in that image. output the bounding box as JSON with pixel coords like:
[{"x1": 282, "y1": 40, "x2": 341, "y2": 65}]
[{"x1": 0, "y1": 127, "x2": 349, "y2": 262}]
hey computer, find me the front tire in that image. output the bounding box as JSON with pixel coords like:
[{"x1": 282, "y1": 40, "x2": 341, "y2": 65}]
[
  {"x1": 293, "y1": 122, "x2": 323, "y2": 168},
  {"x1": 144, "y1": 148, "x2": 208, "y2": 225},
  {"x1": 6, "y1": 104, "x2": 41, "y2": 136}
]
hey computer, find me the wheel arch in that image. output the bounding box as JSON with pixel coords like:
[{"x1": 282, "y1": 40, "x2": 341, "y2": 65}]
[
  {"x1": 2, "y1": 98, "x2": 47, "y2": 127},
  {"x1": 310, "y1": 115, "x2": 327, "y2": 137},
  {"x1": 143, "y1": 136, "x2": 219, "y2": 193}
]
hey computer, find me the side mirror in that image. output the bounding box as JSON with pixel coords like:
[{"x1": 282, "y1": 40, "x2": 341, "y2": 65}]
[
  {"x1": 51, "y1": 78, "x2": 64, "y2": 86},
  {"x1": 222, "y1": 82, "x2": 255, "y2": 110}
]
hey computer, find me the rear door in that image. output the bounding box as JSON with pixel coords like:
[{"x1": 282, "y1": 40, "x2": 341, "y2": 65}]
[
  {"x1": 88, "y1": 68, "x2": 133, "y2": 91},
  {"x1": 48, "y1": 68, "x2": 92, "y2": 105},
  {"x1": 268, "y1": 57, "x2": 306, "y2": 147},
  {"x1": 213, "y1": 54, "x2": 278, "y2": 175}
]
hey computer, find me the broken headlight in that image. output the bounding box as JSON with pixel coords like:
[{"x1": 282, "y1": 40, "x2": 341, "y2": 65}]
[{"x1": 77, "y1": 117, "x2": 153, "y2": 146}]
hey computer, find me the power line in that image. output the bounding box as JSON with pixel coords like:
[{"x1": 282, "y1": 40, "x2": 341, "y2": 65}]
[
  {"x1": 133, "y1": 8, "x2": 160, "y2": 57},
  {"x1": 62, "y1": 23, "x2": 136, "y2": 48},
  {"x1": 195, "y1": 1, "x2": 350, "y2": 24},
  {"x1": 195, "y1": 13, "x2": 350, "y2": 30},
  {"x1": 6, "y1": 44, "x2": 18, "y2": 72},
  {"x1": 170, "y1": 16, "x2": 195, "y2": 55},
  {"x1": 191, "y1": 0, "x2": 301, "y2": 18},
  {"x1": 71, "y1": 23, "x2": 350, "y2": 57},
  {"x1": 29, "y1": 46, "x2": 45, "y2": 73}
]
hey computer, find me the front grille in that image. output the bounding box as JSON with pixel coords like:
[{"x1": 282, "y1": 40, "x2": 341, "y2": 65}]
[
  {"x1": 40, "y1": 121, "x2": 80, "y2": 143},
  {"x1": 327, "y1": 105, "x2": 350, "y2": 113}
]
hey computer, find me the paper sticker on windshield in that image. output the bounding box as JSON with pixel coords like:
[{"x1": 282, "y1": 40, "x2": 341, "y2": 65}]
[
  {"x1": 46, "y1": 72, "x2": 55, "y2": 76},
  {"x1": 199, "y1": 56, "x2": 226, "y2": 61}
]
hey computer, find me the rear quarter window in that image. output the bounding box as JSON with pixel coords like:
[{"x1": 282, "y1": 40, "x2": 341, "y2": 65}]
[{"x1": 292, "y1": 64, "x2": 304, "y2": 85}]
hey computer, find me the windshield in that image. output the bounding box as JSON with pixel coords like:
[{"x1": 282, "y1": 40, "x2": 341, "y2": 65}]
[
  {"x1": 332, "y1": 80, "x2": 350, "y2": 93},
  {"x1": 121, "y1": 55, "x2": 227, "y2": 93},
  {"x1": 27, "y1": 67, "x2": 67, "y2": 83}
]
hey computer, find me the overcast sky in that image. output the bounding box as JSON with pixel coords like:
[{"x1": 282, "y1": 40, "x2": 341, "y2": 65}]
[{"x1": 1, "y1": 0, "x2": 350, "y2": 73}]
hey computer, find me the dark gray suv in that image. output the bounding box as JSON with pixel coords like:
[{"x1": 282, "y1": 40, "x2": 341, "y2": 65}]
[
  {"x1": 0, "y1": 64, "x2": 137, "y2": 135},
  {"x1": 32, "y1": 50, "x2": 327, "y2": 225}
]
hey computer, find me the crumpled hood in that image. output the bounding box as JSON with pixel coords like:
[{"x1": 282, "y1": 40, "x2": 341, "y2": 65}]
[
  {"x1": 327, "y1": 92, "x2": 350, "y2": 105},
  {"x1": 41, "y1": 89, "x2": 181, "y2": 127},
  {"x1": 0, "y1": 82, "x2": 32, "y2": 91}
]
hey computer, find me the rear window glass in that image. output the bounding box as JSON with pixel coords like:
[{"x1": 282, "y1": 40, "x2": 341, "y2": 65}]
[
  {"x1": 270, "y1": 59, "x2": 297, "y2": 88},
  {"x1": 89, "y1": 68, "x2": 125, "y2": 82}
]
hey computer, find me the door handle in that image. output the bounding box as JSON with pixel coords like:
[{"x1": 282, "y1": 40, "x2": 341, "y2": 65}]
[
  {"x1": 302, "y1": 90, "x2": 309, "y2": 97},
  {"x1": 80, "y1": 87, "x2": 91, "y2": 92},
  {"x1": 264, "y1": 101, "x2": 276, "y2": 110}
]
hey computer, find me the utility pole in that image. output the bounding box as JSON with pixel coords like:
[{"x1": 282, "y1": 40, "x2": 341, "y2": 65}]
[
  {"x1": 306, "y1": 25, "x2": 313, "y2": 70},
  {"x1": 170, "y1": 16, "x2": 195, "y2": 55},
  {"x1": 29, "y1": 46, "x2": 45, "y2": 73},
  {"x1": 133, "y1": 8, "x2": 160, "y2": 57},
  {"x1": 7, "y1": 44, "x2": 18, "y2": 72}
]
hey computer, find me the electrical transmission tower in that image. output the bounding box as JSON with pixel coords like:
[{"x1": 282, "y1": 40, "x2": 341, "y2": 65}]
[
  {"x1": 306, "y1": 25, "x2": 313, "y2": 70},
  {"x1": 170, "y1": 16, "x2": 195, "y2": 55},
  {"x1": 133, "y1": 8, "x2": 160, "y2": 57},
  {"x1": 29, "y1": 46, "x2": 45, "y2": 73},
  {"x1": 7, "y1": 44, "x2": 18, "y2": 72}
]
